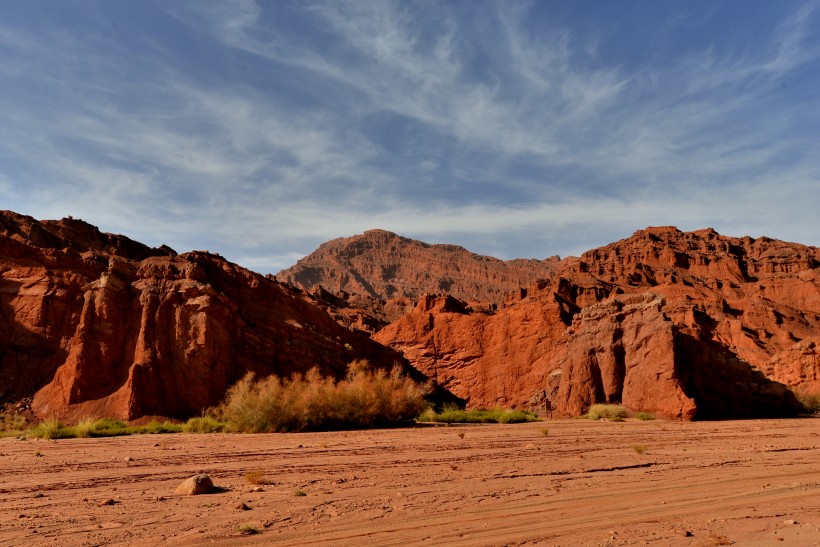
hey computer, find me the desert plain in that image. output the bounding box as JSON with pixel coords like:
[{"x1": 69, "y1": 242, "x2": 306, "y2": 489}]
[{"x1": 2, "y1": 417, "x2": 819, "y2": 546}]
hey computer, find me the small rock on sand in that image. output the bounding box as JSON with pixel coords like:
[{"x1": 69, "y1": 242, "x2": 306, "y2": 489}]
[{"x1": 175, "y1": 474, "x2": 216, "y2": 495}]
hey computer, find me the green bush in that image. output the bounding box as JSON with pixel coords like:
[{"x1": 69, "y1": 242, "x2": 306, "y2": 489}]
[
  {"x1": 635, "y1": 412, "x2": 655, "y2": 421},
  {"x1": 183, "y1": 416, "x2": 228, "y2": 433},
  {"x1": 28, "y1": 418, "x2": 75, "y2": 439},
  {"x1": 25, "y1": 417, "x2": 183, "y2": 439},
  {"x1": 217, "y1": 360, "x2": 430, "y2": 433},
  {"x1": 0, "y1": 413, "x2": 27, "y2": 434},
  {"x1": 417, "y1": 404, "x2": 540, "y2": 424},
  {"x1": 135, "y1": 420, "x2": 183, "y2": 434},
  {"x1": 584, "y1": 404, "x2": 628, "y2": 421}
]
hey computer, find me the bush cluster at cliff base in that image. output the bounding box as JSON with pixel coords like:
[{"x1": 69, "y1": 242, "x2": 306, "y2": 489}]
[{"x1": 216, "y1": 360, "x2": 430, "y2": 432}]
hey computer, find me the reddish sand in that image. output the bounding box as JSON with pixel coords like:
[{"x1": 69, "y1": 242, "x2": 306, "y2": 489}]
[{"x1": 1, "y1": 418, "x2": 819, "y2": 546}]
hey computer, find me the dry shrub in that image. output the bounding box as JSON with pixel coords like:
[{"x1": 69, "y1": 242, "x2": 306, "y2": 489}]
[
  {"x1": 585, "y1": 404, "x2": 628, "y2": 421},
  {"x1": 797, "y1": 392, "x2": 820, "y2": 414},
  {"x1": 218, "y1": 360, "x2": 430, "y2": 432},
  {"x1": 245, "y1": 469, "x2": 275, "y2": 485}
]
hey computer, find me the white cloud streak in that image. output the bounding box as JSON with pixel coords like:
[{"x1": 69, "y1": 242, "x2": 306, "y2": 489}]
[{"x1": 0, "y1": 1, "x2": 818, "y2": 272}]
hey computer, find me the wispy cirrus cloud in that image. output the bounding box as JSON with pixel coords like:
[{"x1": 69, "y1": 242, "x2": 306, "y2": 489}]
[{"x1": 0, "y1": 1, "x2": 818, "y2": 272}]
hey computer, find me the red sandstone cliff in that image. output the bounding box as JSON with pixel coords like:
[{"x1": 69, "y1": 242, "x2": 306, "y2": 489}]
[
  {"x1": 278, "y1": 229, "x2": 560, "y2": 329},
  {"x1": 3, "y1": 214, "x2": 816, "y2": 422},
  {"x1": 367, "y1": 227, "x2": 817, "y2": 418},
  {"x1": 0, "y1": 212, "x2": 415, "y2": 422}
]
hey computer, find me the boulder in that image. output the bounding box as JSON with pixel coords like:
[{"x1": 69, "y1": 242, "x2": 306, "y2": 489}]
[{"x1": 175, "y1": 474, "x2": 215, "y2": 495}]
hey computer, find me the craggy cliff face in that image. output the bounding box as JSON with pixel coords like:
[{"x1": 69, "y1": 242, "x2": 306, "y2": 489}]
[
  {"x1": 278, "y1": 229, "x2": 560, "y2": 330},
  {"x1": 302, "y1": 226, "x2": 818, "y2": 419},
  {"x1": 2, "y1": 212, "x2": 816, "y2": 422},
  {"x1": 0, "y1": 211, "x2": 410, "y2": 422}
]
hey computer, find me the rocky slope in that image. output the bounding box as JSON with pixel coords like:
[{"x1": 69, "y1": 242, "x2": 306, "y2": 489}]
[
  {"x1": 0, "y1": 211, "x2": 417, "y2": 422},
  {"x1": 307, "y1": 226, "x2": 817, "y2": 419},
  {"x1": 3, "y1": 213, "x2": 816, "y2": 422},
  {"x1": 278, "y1": 229, "x2": 560, "y2": 329}
]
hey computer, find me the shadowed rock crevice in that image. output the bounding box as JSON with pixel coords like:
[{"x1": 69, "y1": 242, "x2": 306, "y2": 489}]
[
  {"x1": 673, "y1": 331, "x2": 801, "y2": 420},
  {"x1": 0, "y1": 279, "x2": 70, "y2": 405}
]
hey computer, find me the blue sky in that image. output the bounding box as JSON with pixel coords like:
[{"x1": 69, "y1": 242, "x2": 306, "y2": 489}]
[{"x1": 1, "y1": 1, "x2": 818, "y2": 273}]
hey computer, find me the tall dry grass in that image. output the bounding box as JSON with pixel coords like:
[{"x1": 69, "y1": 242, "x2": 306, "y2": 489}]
[{"x1": 217, "y1": 360, "x2": 430, "y2": 432}]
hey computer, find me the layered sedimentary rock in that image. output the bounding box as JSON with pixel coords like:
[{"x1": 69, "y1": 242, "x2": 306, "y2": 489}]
[
  {"x1": 279, "y1": 229, "x2": 560, "y2": 328},
  {"x1": 3, "y1": 211, "x2": 818, "y2": 422},
  {"x1": 356, "y1": 227, "x2": 819, "y2": 418},
  {"x1": 553, "y1": 293, "x2": 799, "y2": 419},
  {"x1": 0, "y1": 211, "x2": 412, "y2": 422}
]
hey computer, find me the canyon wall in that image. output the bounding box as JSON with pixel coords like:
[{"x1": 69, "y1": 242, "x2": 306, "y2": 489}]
[{"x1": 0, "y1": 212, "x2": 413, "y2": 422}]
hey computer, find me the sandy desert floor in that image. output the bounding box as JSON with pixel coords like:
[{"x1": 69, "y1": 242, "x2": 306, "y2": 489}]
[{"x1": 1, "y1": 417, "x2": 819, "y2": 546}]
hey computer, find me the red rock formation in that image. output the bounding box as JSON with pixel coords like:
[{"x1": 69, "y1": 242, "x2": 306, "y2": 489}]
[
  {"x1": 763, "y1": 339, "x2": 820, "y2": 396},
  {"x1": 3, "y1": 213, "x2": 817, "y2": 422},
  {"x1": 278, "y1": 229, "x2": 560, "y2": 326},
  {"x1": 552, "y1": 294, "x2": 694, "y2": 418},
  {"x1": 0, "y1": 212, "x2": 416, "y2": 422},
  {"x1": 372, "y1": 227, "x2": 819, "y2": 418},
  {"x1": 373, "y1": 286, "x2": 572, "y2": 409},
  {"x1": 553, "y1": 293, "x2": 799, "y2": 419}
]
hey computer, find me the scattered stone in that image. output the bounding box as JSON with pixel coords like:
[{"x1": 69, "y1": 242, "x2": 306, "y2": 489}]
[
  {"x1": 155, "y1": 496, "x2": 166, "y2": 501},
  {"x1": 251, "y1": 486, "x2": 264, "y2": 492},
  {"x1": 124, "y1": 456, "x2": 133, "y2": 462},
  {"x1": 235, "y1": 502, "x2": 251, "y2": 511},
  {"x1": 784, "y1": 519, "x2": 798, "y2": 525},
  {"x1": 675, "y1": 529, "x2": 693, "y2": 537},
  {"x1": 175, "y1": 474, "x2": 216, "y2": 495},
  {"x1": 98, "y1": 498, "x2": 118, "y2": 506}
]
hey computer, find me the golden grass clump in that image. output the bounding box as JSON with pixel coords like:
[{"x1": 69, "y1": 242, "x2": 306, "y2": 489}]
[
  {"x1": 217, "y1": 360, "x2": 430, "y2": 433},
  {"x1": 245, "y1": 469, "x2": 275, "y2": 485},
  {"x1": 584, "y1": 404, "x2": 628, "y2": 421}
]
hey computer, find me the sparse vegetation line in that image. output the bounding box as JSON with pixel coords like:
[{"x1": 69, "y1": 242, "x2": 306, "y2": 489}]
[
  {"x1": 418, "y1": 404, "x2": 540, "y2": 424},
  {"x1": 12, "y1": 416, "x2": 227, "y2": 440}
]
